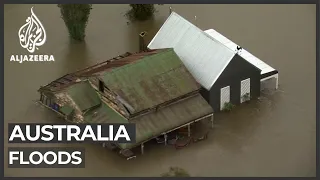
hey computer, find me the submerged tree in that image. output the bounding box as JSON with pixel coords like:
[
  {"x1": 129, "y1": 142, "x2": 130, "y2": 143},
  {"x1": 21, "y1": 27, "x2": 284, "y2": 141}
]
[
  {"x1": 161, "y1": 167, "x2": 191, "y2": 177},
  {"x1": 126, "y1": 4, "x2": 156, "y2": 21},
  {"x1": 57, "y1": 4, "x2": 92, "y2": 41}
]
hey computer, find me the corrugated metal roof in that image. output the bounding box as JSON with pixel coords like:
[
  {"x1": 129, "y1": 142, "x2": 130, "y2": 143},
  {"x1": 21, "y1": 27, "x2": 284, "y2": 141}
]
[
  {"x1": 204, "y1": 29, "x2": 276, "y2": 75},
  {"x1": 60, "y1": 105, "x2": 74, "y2": 116},
  {"x1": 38, "y1": 50, "x2": 166, "y2": 93},
  {"x1": 118, "y1": 93, "x2": 213, "y2": 149},
  {"x1": 81, "y1": 93, "x2": 213, "y2": 150},
  {"x1": 66, "y1": 81, "x2": 101, "y2": 112},
  {"x1": 83, "y1": 102, "x2": 128, "y2": 124},
  {"x1": 38, "y1": 74, "x2": 80, "y2": 93},
  {"x1": 148, "y1": 12, "x2": 236, "y2": 90},
  {"x1": 74, "y1": 49, "x2": 166, "y2": 77},
  {"x1": 100, "y1": 48, "x2": 201, "y2": 114}
]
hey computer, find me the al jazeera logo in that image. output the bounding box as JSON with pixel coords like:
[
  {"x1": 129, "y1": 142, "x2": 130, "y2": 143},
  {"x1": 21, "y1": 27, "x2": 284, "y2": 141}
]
[{"x1": 10, "y1": 7, "x2": 55, "y2": 63}]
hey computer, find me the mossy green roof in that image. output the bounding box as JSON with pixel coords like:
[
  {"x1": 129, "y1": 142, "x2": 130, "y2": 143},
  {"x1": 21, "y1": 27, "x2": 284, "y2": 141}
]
[
  {"x1": 117, "y1": 94, "x2": 213, "y2": 149},
  {"x1": 59, "y1": 105, "x2": 74, "y2": 116},
  {"x1": 45, "y1": 49, "x2": 213, "y2": 150},
  {"x1": 83, "y1": 102, "x2": 128, "y2": 124},
  {"x1": 100, "y1": 48, "x2": 201, "y2": 114},
  {"x1": 66, "y1": 81, "x2": 101, "y2": 112},
  {"x1": 78, "y1": 93, "x2": 213, "y2": 150}
]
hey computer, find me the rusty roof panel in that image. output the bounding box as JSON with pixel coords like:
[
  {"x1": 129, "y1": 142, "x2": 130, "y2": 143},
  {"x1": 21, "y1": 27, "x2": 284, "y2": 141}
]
[
  {"x1": 100, "y1": 48, "x2": 201, "y2": 114},
  {"x1": 74, "y1": 49, "x2": 165, "y2": 77},
  {"x1": 38, "y1": 74, "x2": 80, "y2": 93},
  {"x1": 38, "y1": 49, "x2": 165, "y2": 93}
]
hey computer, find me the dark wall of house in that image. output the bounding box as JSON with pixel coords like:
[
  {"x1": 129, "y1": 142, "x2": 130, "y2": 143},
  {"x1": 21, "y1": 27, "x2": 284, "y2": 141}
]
[
  {"x1": 200, "y1": 88, "x2": 210, "y2": 104},
  {"x1": 202, "y1": 54, "x2": 261, "y2": 111}
]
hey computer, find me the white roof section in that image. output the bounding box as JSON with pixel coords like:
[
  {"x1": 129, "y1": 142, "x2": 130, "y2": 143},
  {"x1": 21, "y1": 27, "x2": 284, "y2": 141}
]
[
  {"x1": 204, "y1": 29, "x2": 276, "y2": 75},
  {"x1": 148, "y1": 12, "x2": 236, "y2": 90}
]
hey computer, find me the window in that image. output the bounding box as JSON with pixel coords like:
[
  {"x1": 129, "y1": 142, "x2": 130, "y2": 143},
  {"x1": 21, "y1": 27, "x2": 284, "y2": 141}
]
[
  {"x1": 240, "y1": 78, "x2": 251, "y2": 103},
  {"x1": 220, "y1": 86, "x2": 230, "y2": 110}
]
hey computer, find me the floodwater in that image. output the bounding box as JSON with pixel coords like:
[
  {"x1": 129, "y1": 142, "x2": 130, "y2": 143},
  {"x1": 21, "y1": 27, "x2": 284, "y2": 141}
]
[{"x1": 4, "y1": 4, "x2": 316, "y2": 177}]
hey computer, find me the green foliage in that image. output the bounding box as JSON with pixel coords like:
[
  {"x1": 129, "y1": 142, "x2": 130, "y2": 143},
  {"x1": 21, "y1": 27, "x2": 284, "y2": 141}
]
[
  {"x1": 57, "y1": 4, "x2": 92, "y2": 41},
  {"x1": 241, "y1": 93, "x2": 250, "y2": 102},
  {"x1": 222, "y1": 102, "x2": 235, "y2": 112},
  {"x1": 161, "y1": 167, "x2": 191, "y2": 177},
  {"x1": 126, "y1": 4, "x2": 155, "y2": 21}
]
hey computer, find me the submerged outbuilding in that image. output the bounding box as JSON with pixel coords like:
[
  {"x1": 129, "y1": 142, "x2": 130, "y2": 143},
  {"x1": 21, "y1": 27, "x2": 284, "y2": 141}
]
[{"x1": 38, "y1": 48, "x2": 214, "y2": 156}]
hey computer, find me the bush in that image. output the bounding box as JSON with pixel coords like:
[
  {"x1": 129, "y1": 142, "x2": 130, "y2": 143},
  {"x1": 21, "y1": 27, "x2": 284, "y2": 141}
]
[
  {"x1": 241, "y1": 93, "x2": 250, "y2": 102},
  {"x1": 57, "y1": 4, "x2": 92, "y2": 41},
  {"x1": 126, "y1": 4, "x2": 155, "y2": 21},
  {"x1": 161, "y1": 167, "x2": 190, "y2": 177},
  {"x1": 222, "y1": 102, "x2": 235, "y2": 112}
]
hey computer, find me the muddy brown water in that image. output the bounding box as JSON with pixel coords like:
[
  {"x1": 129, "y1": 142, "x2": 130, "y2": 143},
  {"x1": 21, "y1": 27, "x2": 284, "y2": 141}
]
[{"x1": 4, "y1": 4, "x2": 316, "y2": 177}]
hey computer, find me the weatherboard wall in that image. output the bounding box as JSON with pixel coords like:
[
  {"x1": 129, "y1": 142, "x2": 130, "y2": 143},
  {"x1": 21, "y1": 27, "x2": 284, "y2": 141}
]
[{"x1": 200, "y1": 54, "x2": 261, "y2": 111}]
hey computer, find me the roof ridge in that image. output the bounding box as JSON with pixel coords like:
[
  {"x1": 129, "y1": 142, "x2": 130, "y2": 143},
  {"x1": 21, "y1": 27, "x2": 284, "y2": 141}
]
[
  {"x1": 204, "y1": 29, "x2": 241, "y2": 52},
  {"x1": 38, "y1": 50, "x2": 167, "y2": 93},
  {"x1": 100, "y1": 48, "x2": 177, "y2": 76},
  {"x1": 171, "y1": 12, "x2": 235, "y2": 54},
  {"x1": 148, "y1": 11, "x2": 237, "y2": 90}
]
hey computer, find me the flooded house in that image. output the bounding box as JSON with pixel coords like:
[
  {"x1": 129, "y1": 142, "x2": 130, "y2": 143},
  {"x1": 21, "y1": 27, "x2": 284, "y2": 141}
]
[
  {"x1": 38, "y1": 48, "x2": 214, "y2": 158},
  {"x1": 203, "y1": 29, "x2": 279, "y2": 92},
  {"x1": 148, "y1": 12, "x2": 279, "y2": 111}
]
